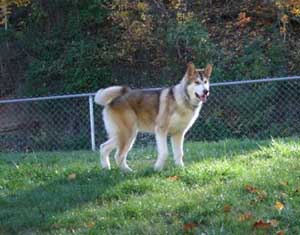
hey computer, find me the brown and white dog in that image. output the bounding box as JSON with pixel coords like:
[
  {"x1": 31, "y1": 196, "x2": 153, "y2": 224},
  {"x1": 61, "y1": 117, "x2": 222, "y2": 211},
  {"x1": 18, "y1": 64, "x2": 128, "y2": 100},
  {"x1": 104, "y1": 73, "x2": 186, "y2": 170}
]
[{"x1": 94, "y1": 62, "x2": 212, "y2": 172}]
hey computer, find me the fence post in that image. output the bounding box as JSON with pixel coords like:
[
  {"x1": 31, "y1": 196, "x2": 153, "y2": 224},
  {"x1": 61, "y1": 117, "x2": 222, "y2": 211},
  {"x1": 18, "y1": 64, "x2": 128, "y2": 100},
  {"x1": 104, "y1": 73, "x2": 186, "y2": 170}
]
[{"x1": 89, "y1": 95, "x2": 96, "y2": 151}]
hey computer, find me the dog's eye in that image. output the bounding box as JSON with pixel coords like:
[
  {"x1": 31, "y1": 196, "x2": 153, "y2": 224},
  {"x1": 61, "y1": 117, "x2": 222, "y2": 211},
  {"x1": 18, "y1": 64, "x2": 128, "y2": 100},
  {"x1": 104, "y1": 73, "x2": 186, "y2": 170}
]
[
  {"x1": 195, "y1": 81, "x2": 201, "y2": 85},
  {"x1": 204, "y1": 80, "x2": 207, "y2": 84}
]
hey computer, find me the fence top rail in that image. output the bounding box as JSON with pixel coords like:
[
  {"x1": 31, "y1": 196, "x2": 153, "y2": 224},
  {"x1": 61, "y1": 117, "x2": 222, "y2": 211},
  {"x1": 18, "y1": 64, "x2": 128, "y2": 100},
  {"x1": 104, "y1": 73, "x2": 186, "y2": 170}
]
[
  {"x1": 210, "y1": 76, "x2": 300, "y2": 87},
  {"x1": 0, "y1": 92, "x2": 95, "y2": 104},
  {"x1": 1, "y1": 76, "x2": 300, "y2": 104}
]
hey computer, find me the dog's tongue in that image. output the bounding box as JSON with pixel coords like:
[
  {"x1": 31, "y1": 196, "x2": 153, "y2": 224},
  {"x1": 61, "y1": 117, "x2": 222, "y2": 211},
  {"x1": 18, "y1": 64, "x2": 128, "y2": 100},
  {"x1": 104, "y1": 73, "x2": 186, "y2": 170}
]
[
  {"x1": 200, "y1": 95, "x2": 207, "y2": 103},
  {"x1": 195, "y1": 92, "x2": 208, "y2": 103}
]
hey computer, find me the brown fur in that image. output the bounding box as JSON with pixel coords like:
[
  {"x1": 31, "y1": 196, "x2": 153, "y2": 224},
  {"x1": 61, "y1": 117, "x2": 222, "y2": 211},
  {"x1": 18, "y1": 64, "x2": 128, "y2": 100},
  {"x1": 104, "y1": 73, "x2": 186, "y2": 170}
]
[{"x1": 109, "y1": 88, "x2": 163, "y2": 132}]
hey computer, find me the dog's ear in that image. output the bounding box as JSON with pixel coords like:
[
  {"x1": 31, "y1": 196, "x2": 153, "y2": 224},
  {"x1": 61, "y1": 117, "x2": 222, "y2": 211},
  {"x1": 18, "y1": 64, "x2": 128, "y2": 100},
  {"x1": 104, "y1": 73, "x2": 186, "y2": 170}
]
[
  {"x1": 204, "y1": 64, "x2": 213, "y2": 78},
  {"x1": 187, "y1": 62, "x2": 196, "y2": 79}
]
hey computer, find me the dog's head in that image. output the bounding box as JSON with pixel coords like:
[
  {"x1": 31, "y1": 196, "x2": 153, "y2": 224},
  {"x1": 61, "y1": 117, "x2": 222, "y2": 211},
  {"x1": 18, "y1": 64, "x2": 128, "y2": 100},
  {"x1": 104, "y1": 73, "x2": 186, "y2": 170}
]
[{"x1": 184, "y1": 62, "x2": 212, "y2": 103}]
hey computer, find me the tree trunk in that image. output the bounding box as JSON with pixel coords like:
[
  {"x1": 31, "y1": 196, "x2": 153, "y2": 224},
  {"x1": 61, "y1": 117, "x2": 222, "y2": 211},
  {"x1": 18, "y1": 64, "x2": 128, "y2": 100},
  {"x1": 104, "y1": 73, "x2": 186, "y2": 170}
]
[{"x1": 5, "y1": 14, "x2": 8, "y2": 30}]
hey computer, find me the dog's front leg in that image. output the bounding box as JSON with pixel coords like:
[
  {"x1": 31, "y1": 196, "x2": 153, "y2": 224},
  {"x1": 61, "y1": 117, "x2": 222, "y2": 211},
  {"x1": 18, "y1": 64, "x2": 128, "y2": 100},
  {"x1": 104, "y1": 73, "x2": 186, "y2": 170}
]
[
  {"x1": 171, "y1": 132, "x2": 185, "y2": 168},
  {"x1": 154, "y1": 127, "x2": 168, "y2": 171}
]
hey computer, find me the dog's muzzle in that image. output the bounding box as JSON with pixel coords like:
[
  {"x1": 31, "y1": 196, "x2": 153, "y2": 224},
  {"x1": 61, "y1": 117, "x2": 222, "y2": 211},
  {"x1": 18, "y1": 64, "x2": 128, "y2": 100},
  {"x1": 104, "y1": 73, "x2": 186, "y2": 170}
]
[{"x1": 195, "y1": 89, "x2": 209, "y2": 103}]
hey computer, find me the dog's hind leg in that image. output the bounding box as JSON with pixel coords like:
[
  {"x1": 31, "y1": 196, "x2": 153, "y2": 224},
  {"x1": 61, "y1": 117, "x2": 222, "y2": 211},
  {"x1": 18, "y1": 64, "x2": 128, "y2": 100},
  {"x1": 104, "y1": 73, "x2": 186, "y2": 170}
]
[
  {"x1": 171, "y1": 132, "x2": 185, "y2": 168},
  {"x1": 115, "y1": 131, "x2": 137, "y2": 172},
  {"x1": 102, "y1": 104, "x2": 137, "y2": 172},
  {"x1": 100, "y1": 138, "x2": 116, "y2": 170}
]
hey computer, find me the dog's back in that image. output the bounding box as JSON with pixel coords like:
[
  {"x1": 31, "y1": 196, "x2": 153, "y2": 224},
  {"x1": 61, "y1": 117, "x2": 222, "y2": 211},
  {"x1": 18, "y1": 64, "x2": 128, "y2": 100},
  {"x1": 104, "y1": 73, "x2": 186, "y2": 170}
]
[{"x1": 103, "y1": 88, "x2": 165, "y2": 133}]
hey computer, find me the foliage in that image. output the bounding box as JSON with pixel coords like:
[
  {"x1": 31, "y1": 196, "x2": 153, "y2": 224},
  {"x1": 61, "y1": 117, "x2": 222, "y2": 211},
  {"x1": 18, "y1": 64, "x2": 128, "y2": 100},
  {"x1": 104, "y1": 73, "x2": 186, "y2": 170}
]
[
  {"x1": 231, "y1": 38, "x2": 288, "y2": 80},
  {"x1": 274, "y1": 0, "x2": 300, "y2": 40},
  {"x1": 1, "y1": 0, "x2": 299, "y2": 97},
  {"x1": 0, "y1": 0, "x2": 30, "y2": 28},
  {"x1": 17, "y1": 0, "x2": 113, "y2": 95},
  {"x1": 166, "y1": 19, "x2": 215, "y2": 66},
  {"x1": 24, "y1": 39, "x2": 112, "y2": 95}
]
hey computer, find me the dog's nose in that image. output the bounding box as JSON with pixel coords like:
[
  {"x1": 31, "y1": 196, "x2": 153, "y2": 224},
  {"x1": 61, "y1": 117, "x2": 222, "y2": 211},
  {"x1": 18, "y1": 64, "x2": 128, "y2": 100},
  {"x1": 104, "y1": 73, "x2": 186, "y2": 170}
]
[{"x1": 203, "y1": 89, "x2": 209, "y2": 95}]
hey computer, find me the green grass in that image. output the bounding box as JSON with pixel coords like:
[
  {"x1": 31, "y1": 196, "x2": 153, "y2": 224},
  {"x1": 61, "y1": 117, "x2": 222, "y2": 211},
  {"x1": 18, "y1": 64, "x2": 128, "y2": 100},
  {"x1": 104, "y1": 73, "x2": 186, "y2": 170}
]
[{"x1": 1, "y1": 138, "x2": 300, "y2": 235}]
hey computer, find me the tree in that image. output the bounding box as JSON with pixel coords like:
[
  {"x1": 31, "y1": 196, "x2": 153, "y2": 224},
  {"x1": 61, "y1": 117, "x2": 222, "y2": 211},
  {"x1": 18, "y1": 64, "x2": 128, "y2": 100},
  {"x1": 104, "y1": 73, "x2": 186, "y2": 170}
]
[
  {"x1": 274, "y1": 0, "x2": 300, "y2": 40},
  {"x1": 0, "y1": 0, "x2": 30, "y2": 30}
]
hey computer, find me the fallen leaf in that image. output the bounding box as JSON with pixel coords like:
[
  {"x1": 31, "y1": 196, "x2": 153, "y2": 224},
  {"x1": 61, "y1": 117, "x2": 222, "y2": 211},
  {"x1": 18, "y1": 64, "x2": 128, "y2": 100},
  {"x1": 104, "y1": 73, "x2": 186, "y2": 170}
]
[
  {"x1": 237, "y1": 12, "x2": 246, "y2": 20},
  {"x1": 279, "y1": 192, "x2": 288, "y2": 198},
  {"x1": 276, "y1": 230, "x2": 285, "y2": 235},
  {"x1": 223, "y1": 204, "x2": 231, "y2": 213},
  {"x1": 269, "y1": 219, "x2": 279, "y2": 227},
  {"x1": 168, "y1": 176, "x2": 179, "y2": 181},
  {"x1": 253, "y1": 220, "x2": 271, "y2": 229},
  {"x1": 249, "y1": 31, "x2": 257, "y2": 37},
  {"x1": 86, "y1": 222, "x2": 95, "y2": 228},
  {"x1": 235, "y1": 12, "x2": 251, "y2": 27},
  {"x1": 281, "y1": 14, "x2": 289, "y2": 24},
  {"x1": 238, "y1": 212, "x2": 252, "y2": 221},
  {"x1": 275, "y1": 201, "x2": 285, "y2": 211},
  {"x1": 257, "y1": 191, "x2": 268, "y2": 201},
  {"x1": 279, "y1": 181, "x2": 288, "y2": 186},
  {"x1": 245, "y1": 184, "x2": 258, "y2": 193},
  {"x1": 52, "y1": 223, "x2": 60, "y2": 229},
  {"x1": 68, "y1": 173, "x2": 76, "y2": 181},
  {"x1": 250, "y1": 199, "x2": 257, "y2": 205},
  {"x1": 11, "y1": 160, "x2": 20, "y2": 169},
  {"x1": 183, "y1": 222, "x2": 197, "y2": 231}
]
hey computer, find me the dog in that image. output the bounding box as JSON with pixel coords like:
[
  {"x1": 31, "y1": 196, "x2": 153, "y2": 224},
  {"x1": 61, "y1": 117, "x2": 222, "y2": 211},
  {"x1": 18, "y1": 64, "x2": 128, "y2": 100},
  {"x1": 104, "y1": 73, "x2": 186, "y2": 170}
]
[{"x1": 94, "y1": 62, "x2": 212, "y2": 172}]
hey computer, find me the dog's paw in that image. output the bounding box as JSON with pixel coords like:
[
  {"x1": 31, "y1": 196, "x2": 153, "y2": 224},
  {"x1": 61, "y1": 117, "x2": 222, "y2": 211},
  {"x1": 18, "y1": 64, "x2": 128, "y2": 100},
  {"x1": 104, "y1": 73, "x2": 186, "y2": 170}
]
[
  {"x1": 154, "y1": 161, "x2": 165, "y2": 171},
  {"x1": 120, "y1": 164, "x2": 133, "y2": 173},
  {"x1": 100, "y1": 159, "x2": 111, "y2": 170},
  {"x1": 101, "y1": 164, "x2": 111, "y2": 170},
  {"x1": 175, "y1": 160, "x2": 184, "y2": 168}
]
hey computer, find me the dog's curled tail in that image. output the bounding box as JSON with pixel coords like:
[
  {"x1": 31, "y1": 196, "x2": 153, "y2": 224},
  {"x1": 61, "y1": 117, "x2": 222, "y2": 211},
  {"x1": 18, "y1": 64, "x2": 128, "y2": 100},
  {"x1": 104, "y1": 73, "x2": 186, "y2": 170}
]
[{"x1": 94, "y1": 86, "x2": 130, "y2": 106}]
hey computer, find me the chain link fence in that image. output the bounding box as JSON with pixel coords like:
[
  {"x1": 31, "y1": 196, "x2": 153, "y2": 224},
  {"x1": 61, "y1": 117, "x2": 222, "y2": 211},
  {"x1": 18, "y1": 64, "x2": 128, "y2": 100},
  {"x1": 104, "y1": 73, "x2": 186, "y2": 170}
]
[{"x1": 0, "y1": 77, "x2": 300, "y2": 153}]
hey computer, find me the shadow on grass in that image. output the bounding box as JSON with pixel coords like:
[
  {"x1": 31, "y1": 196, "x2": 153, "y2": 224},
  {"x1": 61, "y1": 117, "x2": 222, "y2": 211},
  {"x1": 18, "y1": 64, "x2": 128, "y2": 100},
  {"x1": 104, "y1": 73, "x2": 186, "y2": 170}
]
[{"x1": 0, "y1": 168, "x2": 134, "y2": 234}]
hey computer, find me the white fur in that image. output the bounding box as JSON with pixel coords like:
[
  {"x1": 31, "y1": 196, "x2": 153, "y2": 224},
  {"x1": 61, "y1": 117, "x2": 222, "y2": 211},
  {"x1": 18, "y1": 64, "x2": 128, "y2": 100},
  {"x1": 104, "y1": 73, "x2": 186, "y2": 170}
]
[
  {"x1": 154, "y1": 130, "x2": 169, "y2": 171},
  {"x1": 118, "y1": 134, "x2": 137, "y2": 172},
  {"x1": 168, "y1": 83, "x2": 202, "y2": 134},
  {"x1": 100, "y1": 138, "x2": 115, "y2": 170},
  {"x1": 100, "y1": 110, "x2": 118, "y2": 170},
  {"x1": 171, "y1": 133, "x2": 185, "y2": 167},
  {"x1": 153, "y1": 89, "x2": 170, "y2": 171},
  {"x1": 153, "y1": 83, "x2": 203, "y2": 171},
  {"x1": 187, "y1": 78, "x2": 210, "y2": 103}
]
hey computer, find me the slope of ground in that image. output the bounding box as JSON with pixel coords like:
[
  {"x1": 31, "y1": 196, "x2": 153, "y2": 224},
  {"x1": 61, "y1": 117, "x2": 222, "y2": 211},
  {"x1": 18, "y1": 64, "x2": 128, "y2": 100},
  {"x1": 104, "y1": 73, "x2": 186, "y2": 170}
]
[{"x1": 1, "y1": 138, "x2": 300, "y2": 234}]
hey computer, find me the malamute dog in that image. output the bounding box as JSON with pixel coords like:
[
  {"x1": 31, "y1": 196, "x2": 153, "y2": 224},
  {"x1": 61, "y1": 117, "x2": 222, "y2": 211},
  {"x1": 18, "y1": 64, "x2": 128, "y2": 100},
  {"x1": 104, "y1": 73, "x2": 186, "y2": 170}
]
[{"x1": 94, "y1": 62, "x2": 212, "y2": 172}]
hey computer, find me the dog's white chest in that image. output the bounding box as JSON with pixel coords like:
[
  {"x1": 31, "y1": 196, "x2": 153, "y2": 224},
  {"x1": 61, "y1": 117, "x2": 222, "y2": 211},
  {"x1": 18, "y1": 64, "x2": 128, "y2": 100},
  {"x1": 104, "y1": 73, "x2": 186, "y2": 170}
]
[{"x1": 169, "y1": 108, "x2": 200, "y2": 134}]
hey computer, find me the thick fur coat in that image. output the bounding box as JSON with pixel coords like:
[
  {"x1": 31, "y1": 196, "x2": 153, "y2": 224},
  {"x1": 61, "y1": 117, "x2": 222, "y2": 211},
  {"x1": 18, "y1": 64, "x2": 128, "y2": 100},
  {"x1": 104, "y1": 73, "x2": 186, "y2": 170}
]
[{"x1": 95, "y1": 63, "x2": 212, "y2": 171}]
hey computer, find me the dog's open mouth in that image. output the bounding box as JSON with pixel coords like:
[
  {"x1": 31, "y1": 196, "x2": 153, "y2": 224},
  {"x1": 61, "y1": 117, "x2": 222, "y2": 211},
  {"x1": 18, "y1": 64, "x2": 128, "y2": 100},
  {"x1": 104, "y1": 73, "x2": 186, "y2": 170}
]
[{"x1": 195, "y1": 92, "x2": 208, "y2": 103}]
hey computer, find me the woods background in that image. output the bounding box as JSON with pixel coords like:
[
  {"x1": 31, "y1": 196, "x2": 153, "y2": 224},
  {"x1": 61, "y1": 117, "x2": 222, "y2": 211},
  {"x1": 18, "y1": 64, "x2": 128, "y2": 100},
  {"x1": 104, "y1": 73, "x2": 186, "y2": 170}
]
[
  {"x1": 1, "y1": 0, "x2": 300, "y2": 97},
  {"x1": 0, "y1": 0, "x2": 300, "y2": 150}
]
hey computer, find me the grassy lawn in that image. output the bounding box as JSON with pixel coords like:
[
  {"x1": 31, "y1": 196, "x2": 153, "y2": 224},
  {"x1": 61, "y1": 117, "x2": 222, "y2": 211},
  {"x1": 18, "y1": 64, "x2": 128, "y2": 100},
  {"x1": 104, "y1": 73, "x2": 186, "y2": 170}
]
[{"x1": 1, "y1": 138, "x2": 300, "y2": 235}]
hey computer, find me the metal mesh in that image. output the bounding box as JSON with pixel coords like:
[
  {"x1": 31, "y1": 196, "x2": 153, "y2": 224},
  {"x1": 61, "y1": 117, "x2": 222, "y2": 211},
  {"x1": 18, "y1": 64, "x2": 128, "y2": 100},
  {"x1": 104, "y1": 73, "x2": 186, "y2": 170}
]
[
  {"x1": 0, "y1": 98, "x2": 92, "y2": 152},
  {"x1": 188, "y1": 79, "x2": 300, "y2": 141},
  {"x1": 0, "y1": 78, "x2": 300, "y2": 152}
]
